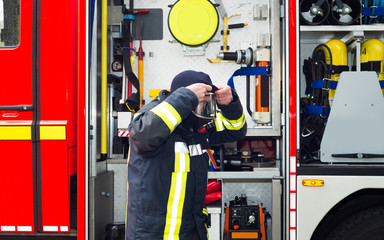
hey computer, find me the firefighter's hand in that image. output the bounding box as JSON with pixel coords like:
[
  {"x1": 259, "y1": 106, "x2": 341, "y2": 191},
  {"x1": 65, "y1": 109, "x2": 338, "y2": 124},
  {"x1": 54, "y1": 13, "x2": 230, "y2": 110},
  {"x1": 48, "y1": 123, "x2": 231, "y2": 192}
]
[
  {"x1": 215, "y1": 85, "x2": 233, "y2": 106},
  {"x1": 186, "y1": 83, "x2": 212, "y2": 103}
]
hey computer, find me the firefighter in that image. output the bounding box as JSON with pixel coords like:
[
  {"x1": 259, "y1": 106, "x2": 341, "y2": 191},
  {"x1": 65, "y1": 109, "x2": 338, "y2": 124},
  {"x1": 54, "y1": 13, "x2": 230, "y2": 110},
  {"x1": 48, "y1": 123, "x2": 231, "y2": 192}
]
[{"x1": 125, "y1": 70, "x2": 247, "y2": 240}]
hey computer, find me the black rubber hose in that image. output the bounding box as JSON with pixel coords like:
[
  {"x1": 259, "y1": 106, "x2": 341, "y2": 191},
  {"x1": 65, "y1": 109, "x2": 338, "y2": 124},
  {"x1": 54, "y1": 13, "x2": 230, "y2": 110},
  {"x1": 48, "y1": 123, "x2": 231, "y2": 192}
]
[
  {"x1": 312, "y1": 44, "x2": 333, "y2": 69},
  {"x1": 312, "y1": 44, "x2": 333, "y2": 108}
]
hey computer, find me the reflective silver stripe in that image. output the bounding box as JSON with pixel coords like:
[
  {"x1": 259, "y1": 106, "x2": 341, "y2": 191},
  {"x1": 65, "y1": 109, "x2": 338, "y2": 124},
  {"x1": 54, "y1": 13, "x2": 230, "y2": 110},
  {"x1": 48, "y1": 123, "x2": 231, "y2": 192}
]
[
  {"x1": 189, "y1": 144, "x2": 203, "y2": 156},
  {"x1": 175, "y1": 142, "x2": 189, "y2": 153}
]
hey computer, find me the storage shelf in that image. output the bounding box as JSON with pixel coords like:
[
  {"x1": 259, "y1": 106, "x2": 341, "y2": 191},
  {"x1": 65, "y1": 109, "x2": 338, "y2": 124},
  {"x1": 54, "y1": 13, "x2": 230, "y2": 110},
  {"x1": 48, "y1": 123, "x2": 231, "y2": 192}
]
[
  {"x1": 208, "y1": 168, "x2": 280, "y2": 180},
  {"x1": 300, "y1": 25, "x2": 384, "y2": 32}
]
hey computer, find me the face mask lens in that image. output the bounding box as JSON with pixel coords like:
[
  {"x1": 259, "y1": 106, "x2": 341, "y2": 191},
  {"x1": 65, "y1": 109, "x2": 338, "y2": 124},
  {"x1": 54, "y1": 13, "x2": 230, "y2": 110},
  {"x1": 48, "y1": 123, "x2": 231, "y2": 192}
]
[{"x1": 193, "y1": 93, "x2": 216, "y2": 119}]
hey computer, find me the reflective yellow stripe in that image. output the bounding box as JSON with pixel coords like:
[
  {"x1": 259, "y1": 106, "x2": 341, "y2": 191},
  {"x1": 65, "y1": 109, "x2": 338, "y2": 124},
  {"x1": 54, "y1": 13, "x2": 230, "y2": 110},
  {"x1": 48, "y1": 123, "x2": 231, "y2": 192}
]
[
  {"x1": 164, "y1": 142, "x2": 190, "y2": 239},
  {"x1": 215, "y1": 114, "x2": 224, "y2": 132},
  {"x1": 175, "y1": 152, "x2": 190, "y2": 172},
  {"x1": 0, "y1": 126, "x2": 31, "y2": 140},
  {"x1": 217, "y1": 112, "x2": 246, "y2": 130},
  {"x1": 176, "y1": 173, "x2": 187, "y2": 235},
  {"x1": 40, "y1": 126, "x2": 66, "y2": 140},
  {"x1": 164, "y1": 172, "x2": 187, "y2": 240},
  {"x1": 151, "y1": 102, "x2": 181, "y2": 133},
  {"x1": 0, "y1": 125, "x2": 66, "y2": 140},
  {"x1": 203, "y1": 208, "x2": 208, "y2": 216},
  {"x1": 203, "y1": 207, "x2": 209, "y2": 239},
  {"x1": 175, "y1": 153, "x2": 181, "y2": 172},
  {"x1": 152, "y1": 107, "x2": 174, "y2": 132},
  {"x1": 174, "y1": 142, "x2": 190, "y2": 172}
]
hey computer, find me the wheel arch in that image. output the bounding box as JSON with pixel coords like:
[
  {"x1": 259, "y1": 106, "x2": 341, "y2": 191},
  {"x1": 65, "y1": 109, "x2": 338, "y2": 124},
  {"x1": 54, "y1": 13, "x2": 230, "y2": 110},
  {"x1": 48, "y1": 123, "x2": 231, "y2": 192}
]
[{"x1": 311, "y1": 188, "x2": 384, "y2": 240}]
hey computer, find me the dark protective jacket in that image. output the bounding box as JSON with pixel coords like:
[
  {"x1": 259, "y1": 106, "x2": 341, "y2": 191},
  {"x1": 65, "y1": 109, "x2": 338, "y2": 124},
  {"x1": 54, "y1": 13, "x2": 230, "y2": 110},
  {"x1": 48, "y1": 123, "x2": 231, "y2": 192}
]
[{"x1": 126, "y1": 87, "x2": 247, "y2": 240}]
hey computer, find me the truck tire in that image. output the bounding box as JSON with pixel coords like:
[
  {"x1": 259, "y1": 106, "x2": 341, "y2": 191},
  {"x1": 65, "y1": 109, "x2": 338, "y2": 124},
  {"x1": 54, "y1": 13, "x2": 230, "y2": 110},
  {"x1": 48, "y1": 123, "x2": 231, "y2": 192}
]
[{"x1": 326, "y1": 206, "x2": 384, "y2": 240}]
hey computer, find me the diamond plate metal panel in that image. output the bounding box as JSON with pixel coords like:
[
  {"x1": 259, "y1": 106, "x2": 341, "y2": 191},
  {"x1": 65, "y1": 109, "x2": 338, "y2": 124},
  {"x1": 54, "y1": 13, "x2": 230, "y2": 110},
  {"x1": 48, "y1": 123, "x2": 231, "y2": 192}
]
[
  {"x1": 222, "y1": 180, "x2": 272, "y2": 213},
  {"x1": 222, "y1": 179, "x2": 273, "y2": 239}
]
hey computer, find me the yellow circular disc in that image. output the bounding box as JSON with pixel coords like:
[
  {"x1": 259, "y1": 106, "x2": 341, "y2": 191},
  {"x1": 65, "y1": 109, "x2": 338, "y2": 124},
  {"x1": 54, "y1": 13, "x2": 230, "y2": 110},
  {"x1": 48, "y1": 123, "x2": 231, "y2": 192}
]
[{"x1": 168, "y1": 0, "x2": 219, "y2": 46}]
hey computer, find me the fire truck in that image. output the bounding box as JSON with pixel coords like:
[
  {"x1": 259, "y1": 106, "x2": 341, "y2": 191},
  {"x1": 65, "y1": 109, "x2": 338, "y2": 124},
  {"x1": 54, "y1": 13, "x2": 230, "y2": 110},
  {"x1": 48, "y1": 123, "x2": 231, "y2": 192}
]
[{"x1": 1, "y1": 0, "x2": 384, "y2": 239}]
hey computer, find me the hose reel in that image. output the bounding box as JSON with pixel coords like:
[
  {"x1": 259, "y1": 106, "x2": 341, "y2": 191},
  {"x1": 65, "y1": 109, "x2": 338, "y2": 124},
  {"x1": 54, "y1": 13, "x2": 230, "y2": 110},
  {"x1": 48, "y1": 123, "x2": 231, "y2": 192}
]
[
  {"x1": 300, "y1": 0, "x2": 330, "y2": 25},
  {"x1": 300, "y1": 0, "x2": 361, "y2": 25},
  {"x1": 328, "y1": 0, "x2": 361, "y2": 25}
]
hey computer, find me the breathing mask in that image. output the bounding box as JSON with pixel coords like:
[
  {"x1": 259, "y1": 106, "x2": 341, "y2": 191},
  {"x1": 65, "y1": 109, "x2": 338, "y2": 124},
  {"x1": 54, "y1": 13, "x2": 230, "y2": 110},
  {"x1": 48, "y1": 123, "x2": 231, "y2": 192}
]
[
  {"x1": 191, "y1": 92, "x2": 217, "y2": 133},
  {"x1": 193, "y1": 92, "x2": 217, "y2": 120}
]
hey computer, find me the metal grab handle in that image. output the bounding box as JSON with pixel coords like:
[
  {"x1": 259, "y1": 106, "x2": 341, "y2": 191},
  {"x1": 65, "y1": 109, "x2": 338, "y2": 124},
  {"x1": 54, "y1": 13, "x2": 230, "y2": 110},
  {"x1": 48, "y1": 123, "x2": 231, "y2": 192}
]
[
  {"x1": 0, "y1": 105, "x2": 33, "y2": 111},
  {"x1": 332, "y1": 153, "x2": 384, "y2": 159}
]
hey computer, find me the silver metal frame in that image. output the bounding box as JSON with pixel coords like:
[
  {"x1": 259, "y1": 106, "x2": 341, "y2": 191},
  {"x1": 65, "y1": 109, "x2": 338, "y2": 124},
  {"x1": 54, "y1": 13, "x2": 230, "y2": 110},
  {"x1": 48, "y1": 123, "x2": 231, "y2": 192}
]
[
  {"x1": 85, "y1": 0, "x2": 90, "y2": 239},
  {"x1": 89, "y1": 0, "x2": 98, "y2": 178},
  {"x1": 209, "y1": 168, "x2": 281, "y2": 240},
  {"x1": 295, "y1": 3, "x2": 384, "y2": 240},
  {"x1": 246, "y1": 0, "x2": 282, "y2": 137}
]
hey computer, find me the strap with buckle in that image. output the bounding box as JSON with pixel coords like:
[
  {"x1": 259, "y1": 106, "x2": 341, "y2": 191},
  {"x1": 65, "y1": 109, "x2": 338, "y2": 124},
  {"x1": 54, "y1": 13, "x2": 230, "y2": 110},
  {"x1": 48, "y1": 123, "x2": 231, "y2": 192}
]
[{"x1": 303, "y1": 106, "x2": 330, "y2": 118}]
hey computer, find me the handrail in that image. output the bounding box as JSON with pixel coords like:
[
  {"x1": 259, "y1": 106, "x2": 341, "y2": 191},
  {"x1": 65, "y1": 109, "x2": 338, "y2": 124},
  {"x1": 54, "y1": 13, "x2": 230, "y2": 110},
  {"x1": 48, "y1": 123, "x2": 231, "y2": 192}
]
[{"x1": 0, "y1": 105, "x2": 33, "y2": 111}]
